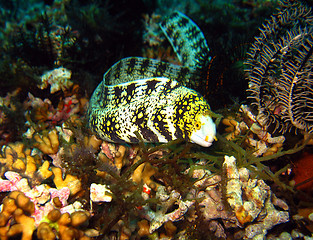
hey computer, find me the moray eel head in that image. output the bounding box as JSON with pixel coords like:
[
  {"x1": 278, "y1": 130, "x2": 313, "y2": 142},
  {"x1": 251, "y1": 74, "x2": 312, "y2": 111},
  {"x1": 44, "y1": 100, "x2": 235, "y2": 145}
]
[
  {"x1": 189, "y1": 114, "x2": 216, "y2": 147},
  {"x1": 176, "y1": 91, "x2": 216, "y2": 147}
]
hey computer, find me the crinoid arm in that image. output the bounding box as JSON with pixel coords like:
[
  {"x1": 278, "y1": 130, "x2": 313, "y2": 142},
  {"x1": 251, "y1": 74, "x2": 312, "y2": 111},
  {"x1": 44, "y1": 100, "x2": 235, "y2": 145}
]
[{"x1": 245, "y1": 1, "x2": 313, "y2": 134}]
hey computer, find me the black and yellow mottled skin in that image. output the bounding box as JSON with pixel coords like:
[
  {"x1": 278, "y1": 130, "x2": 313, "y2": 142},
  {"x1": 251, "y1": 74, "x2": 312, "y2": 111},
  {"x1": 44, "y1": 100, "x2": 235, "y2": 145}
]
[
  {"x1": 87, "y1": 11, "x2": 217, "y2": 146},
  {"x1": 87, "y1": 77, "x2": 212, "y2": 144}
]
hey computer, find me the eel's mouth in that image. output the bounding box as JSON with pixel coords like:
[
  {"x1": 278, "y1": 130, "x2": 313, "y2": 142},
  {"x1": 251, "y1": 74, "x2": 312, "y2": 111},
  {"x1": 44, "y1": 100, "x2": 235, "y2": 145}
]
[
  {"x1": 190, "y1": 115, "x2": 217, "y2": 147},
  {"x1": 190, "y1": 133, "x2": 215, "y2": 147}
]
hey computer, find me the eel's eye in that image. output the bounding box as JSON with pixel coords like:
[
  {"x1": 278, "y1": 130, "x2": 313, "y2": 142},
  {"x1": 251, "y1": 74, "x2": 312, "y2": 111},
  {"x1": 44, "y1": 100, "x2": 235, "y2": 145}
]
[{"x1": 195, "y1": 121, "x2": 201, "y2": 130}]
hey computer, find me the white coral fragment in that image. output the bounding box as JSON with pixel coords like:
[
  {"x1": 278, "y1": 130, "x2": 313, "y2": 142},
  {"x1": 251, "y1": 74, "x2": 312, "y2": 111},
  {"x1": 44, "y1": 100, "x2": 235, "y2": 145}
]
[
  {"x1": 141, "y1": 186, "x2": 194, "y2": 233},
  {"x1": 90, "y1": 183, "x2": 112, "y2": 202},
  {"x1": 38, "y1": 67, "x2": 73, "y2": 93},
  {"x1": 223, "y1": 155, "x2": 243, "y2": 209}
]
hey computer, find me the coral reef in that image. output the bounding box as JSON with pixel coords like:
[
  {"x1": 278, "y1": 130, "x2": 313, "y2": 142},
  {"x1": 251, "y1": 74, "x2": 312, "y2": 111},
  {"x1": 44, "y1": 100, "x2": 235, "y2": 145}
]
[
  {"x1": 186, "y1": 156, "x2": 289, "y2": 239},
  {"x1": 33, "y1": 129, "x2": 59, "y2": 155},
  {"x1": 222, "y1": 104, "x2": 285, "y2": 157},
  {"x1": 92, "y1": 141, "x2": 291, "y2": 239},
  {"x1": 223, "y1": 156, "x2": 289, "y2": 238},
  {"x1": 0, "y1": 87, "x2": 310, "y2": 239},
  {"x1": 0, "y1": 142, "x2": 48, "y2": 180},
  {"x1": 140, "y1": 185, "x2": 195, "y2": 233},
  {"x1": 0, "y1": 191, "x2": 36, "y2": 240},
  {"x1": 0, "y1": 136, "x2": 96, "y2": 239},
  {"x1": 0, "y1": 0, "x2": 313, "y2": 239},
  {"x1": 0, "y1": 190, "x2": 93, "y2": 240},
  {"x1": 25, "y1": 93, "x2": 82, "y2": 131}
]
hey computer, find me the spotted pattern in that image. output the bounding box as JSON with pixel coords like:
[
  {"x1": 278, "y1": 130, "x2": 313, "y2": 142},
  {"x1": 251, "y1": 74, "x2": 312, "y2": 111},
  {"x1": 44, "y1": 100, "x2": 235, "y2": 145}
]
[
  {"x1": 160, "y1": 11, "x2": 210, "y2": 70},
  {"x1": 103, "y1": 57, "x2": 200, "y2": 89},
  {"x1": 88, "y1": 77, "x2": 211, "y2": 144},
  {"x1": 87, "y1": 11, "x2": 214, "y2": 145}
]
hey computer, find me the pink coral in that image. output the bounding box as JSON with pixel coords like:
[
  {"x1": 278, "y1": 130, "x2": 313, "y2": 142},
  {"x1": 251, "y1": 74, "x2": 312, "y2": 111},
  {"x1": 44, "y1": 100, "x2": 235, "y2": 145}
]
[
  {"x1": 0, "y1": 171, "x2": 74, "y2": 226},
  {"x1": 50, "y1": 96, "x2": 80, "y2": 124},
  {"x1": 24, "y1": 93, "x2": 80, "y2": 129}
]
